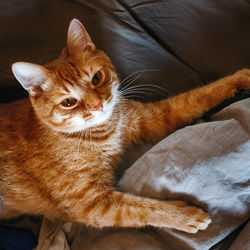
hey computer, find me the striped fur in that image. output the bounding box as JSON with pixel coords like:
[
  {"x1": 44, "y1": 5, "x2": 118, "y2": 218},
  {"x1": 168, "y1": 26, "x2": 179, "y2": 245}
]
[{"x1": 0, "y1": 19, "x2": 250, "y2": 233}]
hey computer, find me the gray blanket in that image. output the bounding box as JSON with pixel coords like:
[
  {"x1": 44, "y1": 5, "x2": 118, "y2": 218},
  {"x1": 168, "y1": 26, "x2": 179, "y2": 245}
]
[{"x1": 34, "y1": 98, "x2": 250, "y2": 250}]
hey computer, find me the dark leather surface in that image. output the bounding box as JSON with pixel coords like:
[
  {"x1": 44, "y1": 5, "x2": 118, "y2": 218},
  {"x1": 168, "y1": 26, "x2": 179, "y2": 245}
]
[{"x1": 0, "y1": 0, "x2": 250, "y2": 102}]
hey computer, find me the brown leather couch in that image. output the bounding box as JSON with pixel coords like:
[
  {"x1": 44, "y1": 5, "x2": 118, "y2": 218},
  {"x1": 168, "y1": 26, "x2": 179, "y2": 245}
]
[{"x1": 1, "y1": 0, "x2": 250, "y2": 103}]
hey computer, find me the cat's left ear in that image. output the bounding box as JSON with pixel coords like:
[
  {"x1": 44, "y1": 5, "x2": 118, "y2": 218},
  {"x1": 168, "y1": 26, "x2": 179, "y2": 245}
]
[
  {"x1": 12, "y1": 62, "x2": 48, "y2": 96},
  {"x1": 67, "y1": 18, "x2": 95, "y2": 55}
]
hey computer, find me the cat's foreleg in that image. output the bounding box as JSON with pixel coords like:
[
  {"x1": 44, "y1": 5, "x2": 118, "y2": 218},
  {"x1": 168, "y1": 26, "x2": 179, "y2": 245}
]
[
  {"x1": 165, "y1": 68, "x2": 250, "y2": 128},
  {"x1": 123, "y1": 69, "x2": 250, "y2": 144},
  {"x1": 69, "y1": 190, "x2": 210, "y2": 233}
]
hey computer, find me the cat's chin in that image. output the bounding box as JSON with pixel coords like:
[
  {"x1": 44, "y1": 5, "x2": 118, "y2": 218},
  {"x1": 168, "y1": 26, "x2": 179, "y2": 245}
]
[{"x1": 62, "y1": 102, "x2": 116, "y2": 134}]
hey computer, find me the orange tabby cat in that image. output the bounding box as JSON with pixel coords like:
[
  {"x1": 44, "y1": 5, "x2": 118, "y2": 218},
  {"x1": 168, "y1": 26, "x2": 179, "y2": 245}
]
[{"x1": 0, "y1": 19, "x2": 250, "y2": 234}]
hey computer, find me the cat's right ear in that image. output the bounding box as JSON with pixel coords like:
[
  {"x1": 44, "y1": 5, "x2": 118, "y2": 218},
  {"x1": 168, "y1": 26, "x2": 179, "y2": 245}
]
[
  {"x1": 12, "y1": 62, "x2": 48, "y2": 96},
  {"x1": 67, "y1": 18, "x2": 95, "y2": 55}
]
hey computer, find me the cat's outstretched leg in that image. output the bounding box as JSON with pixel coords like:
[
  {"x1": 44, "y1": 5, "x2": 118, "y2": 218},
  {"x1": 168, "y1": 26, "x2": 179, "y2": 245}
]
[
  {"x1": 66, "y1": 190, "x2": 210, "y2": 233},
  {"x1": 122, "y1": 68, "x2": 250, "y2": 144},
  {"x1": 165, "y1": 68, "x2": 250, "y2": 127}
]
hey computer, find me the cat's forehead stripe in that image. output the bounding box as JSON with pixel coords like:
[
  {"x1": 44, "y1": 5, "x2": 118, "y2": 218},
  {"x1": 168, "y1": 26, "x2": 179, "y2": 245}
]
[
  {"x1": 57, "y1": 70, "x2": 75, "y2": 87},
  {"x1": 67, "y1": 61, "x2": 82, "y2": 78},
  {"x1": 67, "y1": 84, "x2": 84, "y2": 99},
  {"x1": 79, "y1": 68, "x2": 90, "y2": 78}
]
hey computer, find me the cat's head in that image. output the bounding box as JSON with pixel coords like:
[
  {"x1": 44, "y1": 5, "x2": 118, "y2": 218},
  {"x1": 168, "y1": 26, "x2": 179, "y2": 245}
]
[{"x1": 12, "y1": 19, "x2": 120, "y2": 134}]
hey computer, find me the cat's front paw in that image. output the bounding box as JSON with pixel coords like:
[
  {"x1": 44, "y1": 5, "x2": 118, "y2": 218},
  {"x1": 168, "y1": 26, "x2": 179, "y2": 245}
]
[
  {"x1": 232, "y1": 68, "x2": 250, "y2": 90},
  {"x1": 167, "y1": 201, "x2": 211, "y2": 233},
  {"x1": 180, "y1": 206, "x2": 211, "y2": 233}
]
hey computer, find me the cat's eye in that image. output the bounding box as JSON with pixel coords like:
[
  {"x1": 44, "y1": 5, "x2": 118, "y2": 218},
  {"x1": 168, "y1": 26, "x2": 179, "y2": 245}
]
[
  {"x1": 92, "y1": 71, "x2": 103, "y2": 86},
  {"x1": 61, "y1": 97, "x2": 77, "y2": 108}
]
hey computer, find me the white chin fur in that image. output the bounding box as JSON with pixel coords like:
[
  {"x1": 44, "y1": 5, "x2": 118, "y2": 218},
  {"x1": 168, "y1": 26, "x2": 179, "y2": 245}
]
[{"x1": 67, "y1": 94, "x2": 118, "y2": 133}]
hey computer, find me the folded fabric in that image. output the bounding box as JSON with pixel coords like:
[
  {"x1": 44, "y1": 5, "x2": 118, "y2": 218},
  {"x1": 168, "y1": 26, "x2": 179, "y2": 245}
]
[{"x1": 119, "y1": 98, "x2": 250, "y2": 249}]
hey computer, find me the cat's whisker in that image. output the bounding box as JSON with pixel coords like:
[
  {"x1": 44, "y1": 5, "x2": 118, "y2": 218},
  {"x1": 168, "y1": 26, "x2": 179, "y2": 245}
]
[
  {"x1": 122, "y1": 91, "x2": 152, "y2": 96},
  {"x1": 119, "y1": 84, "x2": 168, "y2": 99},
  {"x1": 78, "y1": 131, "x2": 85, "y2": 163},
  {"x1": 121, "y1": 94, "x2": 145, "y2": 99},
  {"x1": 119, "y1": 69, "x2": 159, "y2": 92},
  {"x1": 89, "y1": 130, "x2": 93, "y2": 153},
  {"x1": 119, "y1": 70, "x2": 167, "y2": 99},
  {"x1": 121, "y1": 83, "x2": 168, "y2": 93},
  {"x1": 73, "y1": 131, "x2": 83, "y2": 167},
  {"x1": 120, "y1": 84, "x2": 167, "y2": 95},
  {"x1": 82, "y1": 130, "x2": 87, "y2": 155},
  {"x1": 121, "y1": 88, "x2": 156, "y2": 95},
  {"x1": 119, "y1": 70, "x2": 146, "y2": 87},
  {"x1": 120, "y1": 71, "x2": 145, "y2": 91}
]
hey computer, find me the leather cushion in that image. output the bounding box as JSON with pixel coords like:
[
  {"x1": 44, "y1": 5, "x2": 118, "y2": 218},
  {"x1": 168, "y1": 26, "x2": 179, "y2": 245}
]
[{"x1": 0, "y1": 0, "x2": 249, "y2": 102}]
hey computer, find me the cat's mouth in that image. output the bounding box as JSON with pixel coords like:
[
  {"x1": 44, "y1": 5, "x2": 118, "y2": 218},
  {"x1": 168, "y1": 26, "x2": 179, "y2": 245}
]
[
  {"x1": 88, "y1": 100, "x2": 115, "y2": 125},
  {"x1": 64, "y1": 97, "x2": 117, "y2": 134}
]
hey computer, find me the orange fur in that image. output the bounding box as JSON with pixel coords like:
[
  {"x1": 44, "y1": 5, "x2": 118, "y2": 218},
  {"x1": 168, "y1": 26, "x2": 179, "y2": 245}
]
[{"x1": 0, "y1": 19, "x2": 250, "y2": 233}]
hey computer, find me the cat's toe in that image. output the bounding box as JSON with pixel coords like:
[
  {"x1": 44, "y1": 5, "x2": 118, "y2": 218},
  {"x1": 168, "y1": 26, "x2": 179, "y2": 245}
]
[
  {"x1": 185, "y1": 225, "x2": 199, "y2": 234},
  {"x1": 197, "y1": 219, "x2": 211, "y2": 230},
  {"x1": 187, "y1": 213, "x2": 211, "y2": 233},
  {"x1": 179, "y1": 206, "x2": 211, "y2": 233}
]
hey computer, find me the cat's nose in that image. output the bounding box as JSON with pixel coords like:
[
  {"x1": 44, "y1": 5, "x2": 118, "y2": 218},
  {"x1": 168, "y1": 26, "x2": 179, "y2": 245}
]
[{"x1": 90, "y1": 101, "x2": 103, "y2": 111}]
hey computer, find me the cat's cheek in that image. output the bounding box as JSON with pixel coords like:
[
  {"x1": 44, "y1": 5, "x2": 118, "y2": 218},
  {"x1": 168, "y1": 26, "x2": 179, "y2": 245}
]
[
  {"x1": 90, "y1": 111, "x2": 110, "y2": 126},
  {"x1": 111, "y1": 82, "x2": 119, "y2": 96},
  {"x1": 68, "y1": 115, "x2": 87, "y2": 132},
  {"x1": 53, "y1": 112, "x2": 70, "y2": 124}
]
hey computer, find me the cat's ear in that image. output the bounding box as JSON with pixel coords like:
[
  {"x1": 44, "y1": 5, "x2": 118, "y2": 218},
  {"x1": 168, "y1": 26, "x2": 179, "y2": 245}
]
[
  {"x1": 67, "y1": 18, "x2": 95, "y2": 55},
  {"x1": 12, "y1": 62, "x2": 48, "y2": 96}
]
